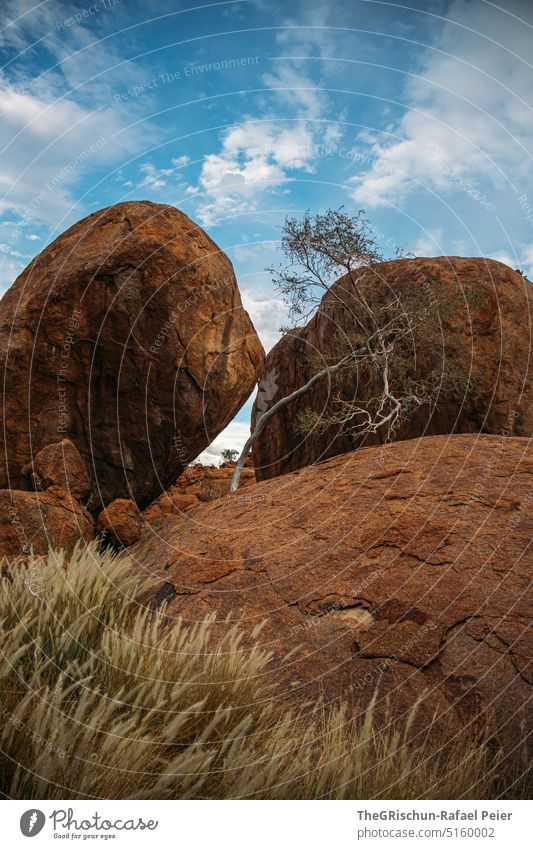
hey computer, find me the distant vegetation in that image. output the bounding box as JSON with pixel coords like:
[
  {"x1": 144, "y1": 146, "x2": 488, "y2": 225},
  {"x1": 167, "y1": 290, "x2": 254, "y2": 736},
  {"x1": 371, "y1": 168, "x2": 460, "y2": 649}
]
[
  {"x1": 220, "y1": 448, "x2": 239, "y2": 463},
  {"x1": 0, "y1": 543, "x2": 527, "y2": 799}
]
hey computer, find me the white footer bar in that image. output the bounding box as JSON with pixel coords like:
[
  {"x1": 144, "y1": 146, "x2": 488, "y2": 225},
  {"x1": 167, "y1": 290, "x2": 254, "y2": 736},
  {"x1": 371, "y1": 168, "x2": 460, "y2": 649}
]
[{"x1": 4, "y1": 799, "x2": 529, "y2": 848}]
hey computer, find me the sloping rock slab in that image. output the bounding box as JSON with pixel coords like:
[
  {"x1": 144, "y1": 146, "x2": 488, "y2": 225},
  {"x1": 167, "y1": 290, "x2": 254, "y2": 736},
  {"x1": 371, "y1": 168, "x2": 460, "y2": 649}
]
[{"x1": 130, "y1": 434, "x2": 532, "y2": 753}]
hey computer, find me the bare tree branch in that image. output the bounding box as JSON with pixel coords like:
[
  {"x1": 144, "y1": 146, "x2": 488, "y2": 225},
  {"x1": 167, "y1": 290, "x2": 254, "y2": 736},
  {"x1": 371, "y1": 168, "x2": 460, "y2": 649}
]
[
  {"x1": 231, "y1": 209, "x2": 455, "y2": 491},
  {"x1": 230, "y1": 343, "x2": 369, "y2": 492}
]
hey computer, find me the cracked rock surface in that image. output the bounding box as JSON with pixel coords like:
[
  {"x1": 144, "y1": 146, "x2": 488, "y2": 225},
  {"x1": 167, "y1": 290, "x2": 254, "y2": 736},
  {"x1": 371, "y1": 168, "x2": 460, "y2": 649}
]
[
  {"x1": 130, "y1": 433, "x2": 532, "y2": 751},
  {"x1": 0, "y1": 201, "x2": 264, "y2": 510}
]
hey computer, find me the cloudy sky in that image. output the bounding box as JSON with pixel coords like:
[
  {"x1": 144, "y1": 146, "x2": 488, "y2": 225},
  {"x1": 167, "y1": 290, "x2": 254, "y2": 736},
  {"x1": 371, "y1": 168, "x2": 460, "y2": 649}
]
[{"x1": 1, "y1": 0, "x2": 532, "y2": 462}]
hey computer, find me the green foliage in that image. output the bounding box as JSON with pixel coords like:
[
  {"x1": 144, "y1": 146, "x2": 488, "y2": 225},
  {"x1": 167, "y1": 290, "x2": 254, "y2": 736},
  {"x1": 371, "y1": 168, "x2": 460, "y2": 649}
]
[
  {"x1": 267, "y1": 207, "x2": 382, "y2": 325},
  {"x1": 268, "y1": 210, "x2": 484, "y2": 446},
  {"x1": 294, "y1": 267, "x2": 485, "y2": 439},
  {"x1": 220, "y1": 448, "x2": 239, "y2": 463},
  {"x1": 0, "y1": 543, "x2": 526, "y2": 799}
]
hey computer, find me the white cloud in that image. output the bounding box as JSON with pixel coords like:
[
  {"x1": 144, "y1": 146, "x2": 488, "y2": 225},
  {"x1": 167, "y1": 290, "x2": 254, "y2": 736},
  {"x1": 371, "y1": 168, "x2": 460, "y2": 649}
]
[
  {"x1": 195, "y1": 120, "x2": 317, "y2": 225},
  {"x1": 241, "y1": 286, "x2": 288, "y2": 353},
  {"x1": 193, "y1": 286, "x2": 290, "y2": 466},
  {"x1": 0, "y1": 76, "x2": 122, "y2": 222},
  {"x1": 233, "y1": 245, "x2": 261, "y2": 263},
  {"x1": 139, "y1": 162, "x2": 174, "y2": 190},
  {"x1": 521, "y1": 244, "x2": 533, "y2": 267},
  {"x1": 231, "y1": 239, "x2": 278, "y2": 264},
  {"x1": 0, "y1": 0, "x2": 137, "y2": 103},
  {"x1": 413, "y1": 228, "x2": 444, "y2": 256},
  {"x1": 0, "y1": 243, "x2": 30, "y2": 259},
  {"x1": 262, "y1": 63, "x2": 328, "y2": 120},
  {"x1": 409, "y1": 225, "x2": 533, "y2": 276},
  {"x1": 490, "y1": 245, "x2": 533, "y2": 276},
  {"x1": 192, "y1": 0, "x2": 344, "y2": 226},
  {"x1": 350, "y1": 0, "x2": 533, "y2": 208},
  {"x1": 261, "y1": 0, "x2": 339, "y2": 120},
  {"x1": 196, "y1": 419, "x2": 252, "y2": 465},
  {"x1": 0, "y1": 0, "x2": 154, "y2": 232},
  {"x1": 490, "y1": 251, "x2": 518, "y2": 268}
]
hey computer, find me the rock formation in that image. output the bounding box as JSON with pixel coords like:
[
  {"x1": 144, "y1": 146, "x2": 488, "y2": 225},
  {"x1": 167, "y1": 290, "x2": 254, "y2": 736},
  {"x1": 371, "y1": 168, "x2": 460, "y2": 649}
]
[
  {"x1": 142, "y1": 459, "x2": 256, "y2": 523},
  {"x1": 0, "y1": 201, "x2": 264, "y2": 509},
  {"x1": 252, "y1": 257, "x2": 533, "y2": 480},
  {"x1": 22, "y1": 439, "x2": 90, "y2": 501},
  {"x1": 96, "y1": 460, "x2": 256, "y2": 547},
  {"x1": 130, "y1": 434, "x2": 532, "y2": 752},
  {"x1": 96, "y1": 498, "x2": 143, "y2": 548},
  {"x1": 0, "y1": 488, "x2": 93, "y2": 559}
]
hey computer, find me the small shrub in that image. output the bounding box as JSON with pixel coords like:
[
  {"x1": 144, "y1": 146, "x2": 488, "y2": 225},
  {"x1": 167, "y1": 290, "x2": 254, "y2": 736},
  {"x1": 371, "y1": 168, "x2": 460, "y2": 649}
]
[{"x1": 220, "y1": 448, "x2": 239, "y2": 463}]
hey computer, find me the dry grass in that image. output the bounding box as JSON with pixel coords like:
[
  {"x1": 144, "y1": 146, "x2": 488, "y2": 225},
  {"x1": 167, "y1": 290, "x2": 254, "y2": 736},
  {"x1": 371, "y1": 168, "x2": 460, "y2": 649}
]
[{"x1": 0, "y1": 542, "x2": 526, "y2": 799}]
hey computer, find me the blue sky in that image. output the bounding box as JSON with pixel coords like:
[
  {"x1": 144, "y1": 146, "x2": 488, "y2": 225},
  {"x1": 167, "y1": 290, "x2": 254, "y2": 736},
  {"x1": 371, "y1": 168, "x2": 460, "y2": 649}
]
[{"x1": 1, "y1": 0, "x2": 532, "y2": 461}]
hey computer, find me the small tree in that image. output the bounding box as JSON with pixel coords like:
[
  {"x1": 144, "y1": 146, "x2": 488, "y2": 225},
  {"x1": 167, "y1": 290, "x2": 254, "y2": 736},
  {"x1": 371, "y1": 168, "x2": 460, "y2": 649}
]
[
  {"x1": 230, "y1": 209, "x2": 465, "y2": 491},
  {"x1": 221, "y1": 448, "x2": 239, "y2": 464}
]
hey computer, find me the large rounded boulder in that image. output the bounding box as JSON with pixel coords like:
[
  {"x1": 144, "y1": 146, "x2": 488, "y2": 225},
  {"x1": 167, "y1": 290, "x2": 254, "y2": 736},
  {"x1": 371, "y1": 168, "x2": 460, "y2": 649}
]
[
  {"x1": 0, "y1": 202, "x2": 264, "y2": 509},
  {"x1": 130, "y1": 434, "x2": 532, "y2": 755},
  {"x1": 252, "y1": 256, "x2": 532, "y2": 480}
]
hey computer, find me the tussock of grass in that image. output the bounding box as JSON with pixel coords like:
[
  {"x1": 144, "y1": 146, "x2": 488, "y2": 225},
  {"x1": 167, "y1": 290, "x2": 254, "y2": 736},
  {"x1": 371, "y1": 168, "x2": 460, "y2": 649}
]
[{"x1": 0, "y1": 542, "x2": 525, "y2": 799}]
